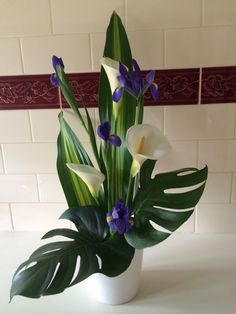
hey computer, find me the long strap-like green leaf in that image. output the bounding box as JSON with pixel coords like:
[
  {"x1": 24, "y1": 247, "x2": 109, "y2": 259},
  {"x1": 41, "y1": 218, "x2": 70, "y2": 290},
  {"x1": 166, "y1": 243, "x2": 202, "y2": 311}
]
[
  {"x1": 99, "y1": 12, "x2": 136, "y2": 206},
  {"x1": 57, "y1": 112, "x2": 95, "y2": 207}
]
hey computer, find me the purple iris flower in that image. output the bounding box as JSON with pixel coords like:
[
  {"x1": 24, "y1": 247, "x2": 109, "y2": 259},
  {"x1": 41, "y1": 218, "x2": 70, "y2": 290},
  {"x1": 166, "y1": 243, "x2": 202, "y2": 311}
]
[
  {"x1": 106, "y1": 199, "x2": 134, "y2": 234},
  {"x1": 113, "y1": 59, "x2": 158, "y2": 102},
  {"x1": 97, "y1": 121, "x2": 121, "y2": 149},
  {"x1": 50, "y1": 55, "x2": 64, "y2": 87}
]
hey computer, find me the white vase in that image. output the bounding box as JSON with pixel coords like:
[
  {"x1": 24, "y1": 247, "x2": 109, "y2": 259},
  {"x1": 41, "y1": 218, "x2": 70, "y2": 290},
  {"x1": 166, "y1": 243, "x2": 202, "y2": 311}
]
[{"x1": 87, "y1": 249, "x2": 143, "y2": 305}]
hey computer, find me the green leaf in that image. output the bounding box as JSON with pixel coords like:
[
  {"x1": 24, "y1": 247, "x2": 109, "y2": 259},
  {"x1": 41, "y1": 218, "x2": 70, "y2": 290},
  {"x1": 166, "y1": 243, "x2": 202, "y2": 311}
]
[
  {"x1": 99, "y1": 12, "x2": 136, "y2": 203},
  {"x1": 125, "y1": 166, "x2": 208, "y2": 249},
  {"x1": 60, "y1": 206, "x2": 108, "y2": 240},
  {"x1": 57, "y1": 112, "x2": 95, "y2": 207},
  {"x1": 10, "y1": 206, "x2": 134, "y2": 300}
]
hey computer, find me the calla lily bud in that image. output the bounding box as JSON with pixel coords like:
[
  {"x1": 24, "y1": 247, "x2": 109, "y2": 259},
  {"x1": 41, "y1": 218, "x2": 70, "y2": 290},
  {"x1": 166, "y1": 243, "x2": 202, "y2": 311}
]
[
  {"x1": 101, "y1": 57, "x2": 123, "y2": 118},
  {"x1": 66, "y1": 163, "x2": 105, "y2": 197},
  {"x1": 126, "y1": 124, "x2": 171, "y2": 177}
]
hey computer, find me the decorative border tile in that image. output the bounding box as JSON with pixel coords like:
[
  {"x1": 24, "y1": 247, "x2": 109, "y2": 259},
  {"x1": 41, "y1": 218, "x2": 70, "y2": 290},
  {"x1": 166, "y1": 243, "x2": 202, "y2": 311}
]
[
  {"x1": 0, "y1": 66, "x2": 235, "y2": 110},
  {"x1": 149, "y1": 68, "x2": 199, "y2": 105},
  {"x1": 201, "y1": 66, "x2": 236, "y2": 104},
  {"x1": 0, "y1": 75, "x2": 59, "y2": 110}
]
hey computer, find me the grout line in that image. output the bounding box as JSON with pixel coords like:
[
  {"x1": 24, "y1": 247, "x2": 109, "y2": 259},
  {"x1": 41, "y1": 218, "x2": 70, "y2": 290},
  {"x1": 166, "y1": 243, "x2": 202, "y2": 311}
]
[
  {"x1": 162, "y1": 30, "x2": 166, "y2": 68},
  {"x1": 201, "y1": 0, "x2": 205, "y2": 27},
  {"x1": 89, "y1": 33, "x2": 94, "y2": 72},
  {"x1": 1, "y1": 145, "x2": 7, "y2": 174},
  {"x1": 19, "y1": 38, "x2": 26, "y2": 74},
  {"x1": 48, "y1": 0, "x2": 55, "y2": 34},
  {"x1": 28, "y1": 111, "x2": 34, "y2": 142},
  {"x1": 36, "y1": 174, "x2": 42, "y2": 203},
  {"x1": 198, "y1": 68, "x2": 202, "y2": 104},
  {"x1": 0, "y1": 145, "x2": 6, "y2": 174},
  {"x1": 17, "y1": 38, "x2": 24, "y2": 74},
  {"x1": 9, "y1": 204, "x2": 15, "y2": 231},
  {"x1": 196, "y1": 139, "x2": 200, "y2": 168},
  {"x1": 124, "y1": 0, "x2": 128, "y2": 28},
  {"x1": 229, "y1": 172, "x2": 234, "y2": 203}
]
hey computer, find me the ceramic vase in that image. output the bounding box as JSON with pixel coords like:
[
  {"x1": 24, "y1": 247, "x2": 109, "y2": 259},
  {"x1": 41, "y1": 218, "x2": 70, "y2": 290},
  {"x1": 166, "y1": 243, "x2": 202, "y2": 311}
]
[{"x1": 87, "y1": 249, "x2": 143, "y2": 305}]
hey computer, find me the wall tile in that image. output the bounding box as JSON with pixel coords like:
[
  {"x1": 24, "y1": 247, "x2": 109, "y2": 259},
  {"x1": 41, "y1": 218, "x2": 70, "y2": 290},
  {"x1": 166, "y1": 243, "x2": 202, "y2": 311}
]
[
  {"x1": 91, "y1": 33, "x2": 106, "y2": 72},
  {"x1": 165, "y1": 28, "x2": 202, "y2": 68},
  {"x1": 0, "y1": 110, "x2": 31, "y2": 143},
  {"x1": 30, "y1": 108, "x2": 94, "y2": 143},
  {"x1": 203, "y1": 0, "x2": 236, "y2": 26},
  {"x1": 143, "y1": 106, "x2": 164, "y2": 132},
  {"x1": 128, "y1": 31, "x2": 164, "y2": 70},
  {"x1": 201, "y1": 69, "x2": 236, "y2": 105},
  {"x1": 177, "y1": 213, "x2": 195, "y2": 233},
  {"x1": 164, "y1": 104, "x2": 235, "y2": 140},
  {"x1": 37, "y1": 174, "x2": 66, "y2": 203},
  {"x1": 0, "y1": 39, "x2": 22, "y2": 75},
  {"x1": 11, "y1": 203, "x2": 69, "y2": 231},
  {"x1": 0, "y1": 0, "x2": 51, "y2": 37},
  {"x1": 201, "y1": 27, "x2": 236, "y2": 67},
  {"x1": 21, "y1": 34, "x2": 91, "y2": 74},
  {"x1": 166, "y1": 27, "x2": 236, "y2": 68},
  {"x1": 3, "y1": 143, "x2": 57, "y2": 173},
  {"x1": 155, "y1": 140, "x2": 198, "y2": 173},
  {"x1": 126, "y1": 0, "x2": 201, "y2": 30},
  {"x1": 0, "y1": 204, "x2": 12, "y2": 231},
  {"x1": 198, "y1": 140, "x2": 236, "y2": 172},
  {"x1": 200, "y1": 173, "x2": 232, "y2": 203},
  {"x1": 51, "y1": 0, "x2": 124, "y2": 34},
  {"x1": 197, "y1": 204, "x2": 236, "y2": 232},
  {"x1": 0, "y1": 175, "x2": 38, "y2": 202}
]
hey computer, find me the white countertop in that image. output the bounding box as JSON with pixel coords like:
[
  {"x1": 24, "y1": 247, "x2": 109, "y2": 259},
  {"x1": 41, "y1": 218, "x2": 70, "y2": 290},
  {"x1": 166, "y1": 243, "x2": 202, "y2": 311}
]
[{"x1": 1, "y1": 232, "x2": 236, "y2": 314}]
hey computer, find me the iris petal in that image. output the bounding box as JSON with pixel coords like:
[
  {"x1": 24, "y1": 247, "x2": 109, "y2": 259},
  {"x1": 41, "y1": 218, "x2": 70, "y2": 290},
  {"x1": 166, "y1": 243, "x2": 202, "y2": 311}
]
[
  {"x1": 119, "y1": 62, "x2": 128, "y2": 77},
  {"x1": 50, "y1": 73, "x2": 59, "y2": 86},
  {"x1": 146, "y1": 70, "x2": 155, "y2": 84},
  {"x1": 113, "y1": 87, "x2": 124, "y2": 102},
  {"x1": 97, "y1": 121, "x2": 111, "y2": 141},
  {"x1": 150, "y1": 83, "x2": 159, "y2": 102},
  {"x1": 109, "y1": 135, "x2": 122, "y2": 147},
  {"x1": 52, "y1": 55, "x2": 64, "y2": 70}
]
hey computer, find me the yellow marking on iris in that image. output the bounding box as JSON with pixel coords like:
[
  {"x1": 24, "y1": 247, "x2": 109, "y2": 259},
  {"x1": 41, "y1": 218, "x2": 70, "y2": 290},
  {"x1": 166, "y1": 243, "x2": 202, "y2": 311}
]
[
  {"x1": 106, "y1": 215, "x2": 113, "y2": 222},
  {"x1": 136, "y1": 136, "x2": 145, "y2": 154}
]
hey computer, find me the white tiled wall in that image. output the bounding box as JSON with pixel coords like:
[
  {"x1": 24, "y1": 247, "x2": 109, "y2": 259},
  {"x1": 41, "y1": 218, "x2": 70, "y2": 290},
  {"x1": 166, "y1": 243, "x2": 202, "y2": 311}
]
[{"x1": 0, "y1": 0, "x2": 235, "y2": 232}]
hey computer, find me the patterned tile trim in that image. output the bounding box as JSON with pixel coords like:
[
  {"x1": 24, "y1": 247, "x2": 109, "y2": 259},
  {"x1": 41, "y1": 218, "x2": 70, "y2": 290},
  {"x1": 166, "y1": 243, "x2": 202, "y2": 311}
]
[
  {"x1": 0, "y1": 66, "x2": 235, "y2": 110},
  {"x1": 201, "y1": 66, "x2": 236, "y2": 104}
]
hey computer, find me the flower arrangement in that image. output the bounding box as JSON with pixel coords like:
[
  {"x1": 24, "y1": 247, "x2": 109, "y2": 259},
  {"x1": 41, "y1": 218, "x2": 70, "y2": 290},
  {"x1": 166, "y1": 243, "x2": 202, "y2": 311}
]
[{"x1": 10, "y1": 12, "x2": 207, "y2": 301}]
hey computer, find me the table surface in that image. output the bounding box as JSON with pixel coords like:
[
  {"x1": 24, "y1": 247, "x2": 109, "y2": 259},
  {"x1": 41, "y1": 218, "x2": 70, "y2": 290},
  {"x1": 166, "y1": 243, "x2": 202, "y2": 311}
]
[{"x1": 1, "y1": 232, "x2": 236, "y2": 314}]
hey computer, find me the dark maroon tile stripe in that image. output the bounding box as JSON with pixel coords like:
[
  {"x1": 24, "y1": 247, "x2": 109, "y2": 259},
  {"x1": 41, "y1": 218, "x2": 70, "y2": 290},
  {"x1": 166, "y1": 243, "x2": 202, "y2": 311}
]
[
  {"x1": 201, "y1": 66, "x2": 236, "y2": 104},
  {"x1": 147, "y1": 68, "x2": 199, "y2": 105},
  {"x1": 0, "y1": 75, "x2": 59, "y2": 110},
  {"x1": 0, "y1": 66, "x2": 235, "y2": 110}
]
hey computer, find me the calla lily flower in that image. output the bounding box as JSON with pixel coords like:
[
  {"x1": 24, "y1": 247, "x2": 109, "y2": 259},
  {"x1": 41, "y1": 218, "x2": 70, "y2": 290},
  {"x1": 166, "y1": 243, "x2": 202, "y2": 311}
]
[
  {"x1": 126, "y1": 124, "x2": 171, "y2": 177},
  {"x1": 101, "y1": 57, "x2": 122, "y2": 117},
  {"x1": 66, "y1": 163, "x2": 105, "y2": 197}
]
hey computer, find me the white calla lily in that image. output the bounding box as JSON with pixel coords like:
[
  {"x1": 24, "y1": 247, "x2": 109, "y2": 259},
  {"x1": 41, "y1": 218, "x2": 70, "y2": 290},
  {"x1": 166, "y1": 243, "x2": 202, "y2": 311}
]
[
  {"x1": 66, "y1": 164, "x2": 105, "y2": 197},
  {"x1": 101, "y1": 57, "x2": 123, "y2": 117},
  {"x1": 126, "y1": 124, "x2": 171, "y2": 177}
]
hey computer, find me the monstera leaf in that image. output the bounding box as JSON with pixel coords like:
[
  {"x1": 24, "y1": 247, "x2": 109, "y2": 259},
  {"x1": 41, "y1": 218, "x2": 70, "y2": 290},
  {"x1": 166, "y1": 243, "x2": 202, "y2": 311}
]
[
  {"x1": 125, "y1": 162, "x2": 208, "y2": 249},
  {"x1": 10, "y1": 206, "x2": 134, "y2": 300}
]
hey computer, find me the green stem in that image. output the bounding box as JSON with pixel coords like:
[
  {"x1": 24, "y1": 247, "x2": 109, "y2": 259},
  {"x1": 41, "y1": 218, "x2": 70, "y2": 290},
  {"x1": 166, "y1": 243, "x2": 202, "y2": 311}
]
[
  {"x1": 125, "y1": 173, "x2": 134, "y2": 208},
  {"x1": 135, "y1": 96, "x2": 144, "y2": 124}
]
